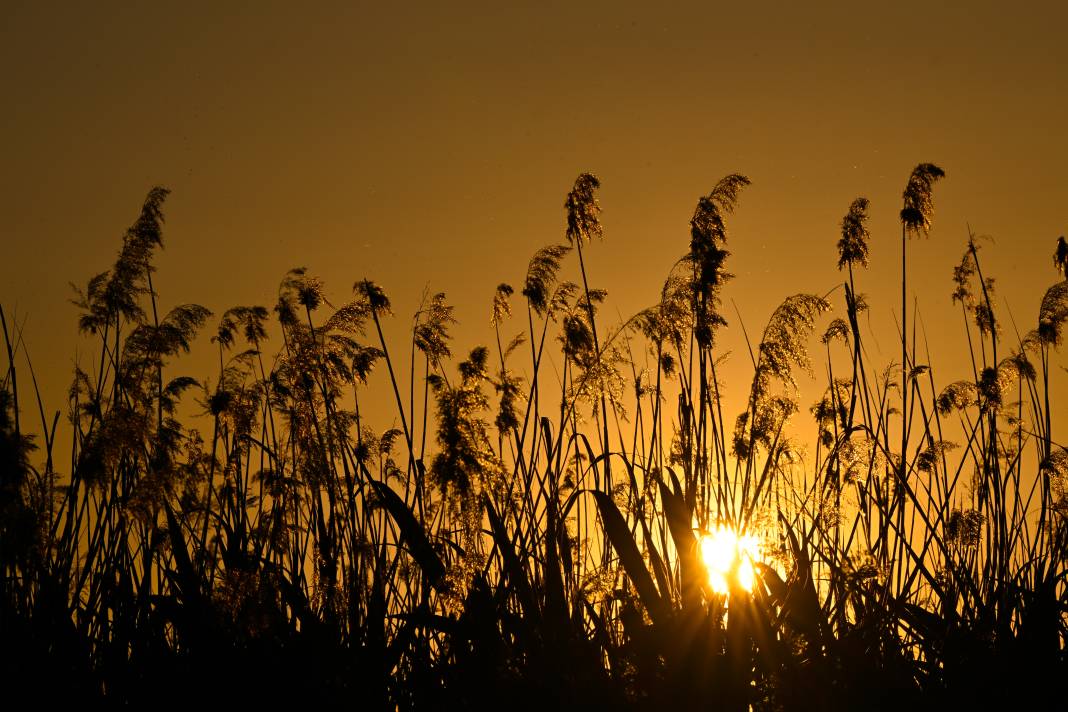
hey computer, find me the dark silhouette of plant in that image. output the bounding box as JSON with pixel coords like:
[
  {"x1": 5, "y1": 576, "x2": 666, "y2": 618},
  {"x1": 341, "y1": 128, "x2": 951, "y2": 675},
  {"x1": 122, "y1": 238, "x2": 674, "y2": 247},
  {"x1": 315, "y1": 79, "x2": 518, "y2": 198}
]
[
  {"x1": 1054, "y1": 236, "x2": 1068, "y2": 278},
  {"x1": 689, "y1": 174, "x2": 749, "y2": 349},
  {"x1": 895, "y1": 164, "x2": 945, "y2": 568},
  {"x1": 4, "y1": 170, "x2": 1068, "y2": 709}
]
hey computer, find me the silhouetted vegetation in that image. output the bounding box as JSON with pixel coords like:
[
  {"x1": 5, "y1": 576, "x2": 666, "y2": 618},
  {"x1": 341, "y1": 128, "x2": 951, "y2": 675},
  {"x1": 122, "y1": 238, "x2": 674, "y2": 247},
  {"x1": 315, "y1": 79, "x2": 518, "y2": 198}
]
[{"x1": 2, "y1": 170, "x2": 1066, "y2": 708}]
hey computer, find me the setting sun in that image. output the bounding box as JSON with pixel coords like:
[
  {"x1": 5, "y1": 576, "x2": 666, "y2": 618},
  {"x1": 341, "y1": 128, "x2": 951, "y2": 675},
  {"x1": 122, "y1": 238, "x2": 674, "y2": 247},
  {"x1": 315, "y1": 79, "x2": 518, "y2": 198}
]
[{"x1": 700, "y1": 526, "x2": 761, "y2": 594}]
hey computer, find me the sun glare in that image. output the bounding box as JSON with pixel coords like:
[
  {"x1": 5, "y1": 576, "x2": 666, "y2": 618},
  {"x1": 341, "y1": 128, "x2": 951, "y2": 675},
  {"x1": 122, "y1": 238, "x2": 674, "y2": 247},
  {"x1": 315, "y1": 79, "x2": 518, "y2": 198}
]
[{"x1": 700, "y1": 526, "x2": 761, "y2": 594}]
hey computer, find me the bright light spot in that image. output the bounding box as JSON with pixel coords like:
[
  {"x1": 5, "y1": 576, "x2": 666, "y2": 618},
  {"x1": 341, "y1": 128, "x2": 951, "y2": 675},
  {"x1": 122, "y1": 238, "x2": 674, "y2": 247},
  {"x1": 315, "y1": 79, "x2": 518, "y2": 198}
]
[{"x1": 699, "y1": 526, "x2": 761, "y2": 594}]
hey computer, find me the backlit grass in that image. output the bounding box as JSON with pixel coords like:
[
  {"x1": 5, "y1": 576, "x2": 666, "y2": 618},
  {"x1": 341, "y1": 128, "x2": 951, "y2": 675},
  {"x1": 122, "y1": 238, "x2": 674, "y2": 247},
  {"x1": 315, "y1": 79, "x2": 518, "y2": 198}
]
[{"x1": 1, "y1": 169, "x2": 1066, "y2": 708}]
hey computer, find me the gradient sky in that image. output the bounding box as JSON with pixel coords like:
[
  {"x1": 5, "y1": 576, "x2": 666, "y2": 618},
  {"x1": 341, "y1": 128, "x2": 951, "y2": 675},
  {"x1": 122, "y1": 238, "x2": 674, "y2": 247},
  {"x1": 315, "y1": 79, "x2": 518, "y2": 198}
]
[{"x1": 2, "y1": 0, "x2": 1066, "y2": 436}]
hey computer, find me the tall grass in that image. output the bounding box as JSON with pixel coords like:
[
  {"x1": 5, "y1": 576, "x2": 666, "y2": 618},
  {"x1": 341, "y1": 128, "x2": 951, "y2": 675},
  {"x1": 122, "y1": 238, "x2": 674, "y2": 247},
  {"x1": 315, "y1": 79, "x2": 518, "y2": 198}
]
[{"x1": 1, "y1": 169, "x2": 1066, "y2": 708}]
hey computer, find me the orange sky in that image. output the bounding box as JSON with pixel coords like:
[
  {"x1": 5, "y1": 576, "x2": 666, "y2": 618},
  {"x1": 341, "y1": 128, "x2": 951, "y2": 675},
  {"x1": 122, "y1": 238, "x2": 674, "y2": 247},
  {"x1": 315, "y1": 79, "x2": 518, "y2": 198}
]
[{"x1": 2, "y1": 0, "x2": 1066, "y2": 440}]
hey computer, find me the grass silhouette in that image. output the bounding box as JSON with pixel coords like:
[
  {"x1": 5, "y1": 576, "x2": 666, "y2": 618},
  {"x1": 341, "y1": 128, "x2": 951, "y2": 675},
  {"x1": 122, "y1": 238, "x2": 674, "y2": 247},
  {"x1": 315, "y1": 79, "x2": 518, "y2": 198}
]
[{"x1": 1, "y1": 169, "x2": 1066, "y2": 708}]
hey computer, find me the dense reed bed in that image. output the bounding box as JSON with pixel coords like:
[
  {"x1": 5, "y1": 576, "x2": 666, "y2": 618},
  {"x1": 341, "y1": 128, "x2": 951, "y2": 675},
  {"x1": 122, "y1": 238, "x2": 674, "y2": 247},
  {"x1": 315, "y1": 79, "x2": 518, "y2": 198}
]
[{"x1": 1, "y1": 170, "x2": 1066, "y2": 708}]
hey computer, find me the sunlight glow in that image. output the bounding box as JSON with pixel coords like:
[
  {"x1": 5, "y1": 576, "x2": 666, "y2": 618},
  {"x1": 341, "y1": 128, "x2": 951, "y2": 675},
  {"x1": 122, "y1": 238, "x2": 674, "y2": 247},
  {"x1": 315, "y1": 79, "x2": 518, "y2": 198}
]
[{"x1": 700, "y1": 526, "x2": 761, "y2": 594}]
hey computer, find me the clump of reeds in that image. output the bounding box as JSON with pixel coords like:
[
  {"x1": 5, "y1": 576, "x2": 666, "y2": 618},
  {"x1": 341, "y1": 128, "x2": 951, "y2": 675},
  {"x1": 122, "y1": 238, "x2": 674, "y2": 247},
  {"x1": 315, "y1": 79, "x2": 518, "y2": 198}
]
[{"x1": 1, "y1": 167, "x2": 1066, "y2": 709}]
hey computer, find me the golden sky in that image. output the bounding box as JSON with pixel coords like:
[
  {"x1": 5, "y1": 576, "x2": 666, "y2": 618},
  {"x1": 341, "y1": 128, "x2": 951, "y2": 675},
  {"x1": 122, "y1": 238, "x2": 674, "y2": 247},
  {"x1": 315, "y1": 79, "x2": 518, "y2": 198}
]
[{"x1": 2, "y1": 0, "x2": 1066, "y2": 429}]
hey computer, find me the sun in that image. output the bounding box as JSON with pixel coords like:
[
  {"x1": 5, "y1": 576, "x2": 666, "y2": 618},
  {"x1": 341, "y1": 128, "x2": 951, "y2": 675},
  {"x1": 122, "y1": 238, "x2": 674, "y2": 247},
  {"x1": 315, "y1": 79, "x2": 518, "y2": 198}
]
[{"x1": 699, "y1": 526, "x2": 761, "y2": 594}]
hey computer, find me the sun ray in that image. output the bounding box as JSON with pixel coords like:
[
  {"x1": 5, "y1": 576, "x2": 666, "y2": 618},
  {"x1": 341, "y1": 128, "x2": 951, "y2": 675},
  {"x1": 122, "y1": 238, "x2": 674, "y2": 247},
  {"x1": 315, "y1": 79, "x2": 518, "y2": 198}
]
[{"x1": 700, "y1": 526, "x2": 762, "y2": 594}]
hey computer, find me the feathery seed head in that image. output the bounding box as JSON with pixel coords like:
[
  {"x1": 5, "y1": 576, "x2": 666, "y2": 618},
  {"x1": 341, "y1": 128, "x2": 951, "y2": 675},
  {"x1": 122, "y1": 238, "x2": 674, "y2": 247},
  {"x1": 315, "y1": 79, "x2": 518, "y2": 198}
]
[
  {"x1": 523, "y1": 244, "x2": 571, "y2": 316},
  {"x1": 491, "y1": 283, "x2": 514, "y2": 326},
  {"x1": 900, "y1": 163, "x2": 946, "y2": 237},
  {"x1": 916, "y1": 440, "x2": 958, "y2": 473},
  {"x1": 354, "y1": 280, "x2": 392, "y2": 313},
  {"x1": 937, "y1": 380, "x2": 978, "y2": 415},
  {"x1": 821, "y1": 318, "x2": 850, "y2": 345},
  {"x1": 689, "y1": 174, "x2": 749, "y2": 348},
  {"x1": 565, "y1": 173, "x2": 602, "y2": 245},
  {"x1": 837, "y1": 197, "x2": 871, "y2": 269},
  {"x1": 1055, "y1": 236, "x2": 1068, "y2": 278},
  {"x1": 1038, "y1": 280, "x2": 1068, "y2": 346},
  {"x1": 414, "y1": 292, "x2": 456, "y2": 366}
]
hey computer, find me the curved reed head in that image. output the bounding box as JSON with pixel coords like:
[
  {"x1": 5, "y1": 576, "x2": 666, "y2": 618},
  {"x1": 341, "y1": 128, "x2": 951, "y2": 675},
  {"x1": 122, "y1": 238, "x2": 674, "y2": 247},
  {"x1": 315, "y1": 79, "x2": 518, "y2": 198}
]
[
  {"x1": 1054, "y1": 236, "x2": 1068, "y2": 278},
  {"x1": 565, "y1": 173, "x2": 603, "y2": 245},
  {"x1": 837, "y1": 197, "x2": 871, "y2": 269},
  {"x1": 900, "y1": 163, "x2": 946, "y2": 237}
]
